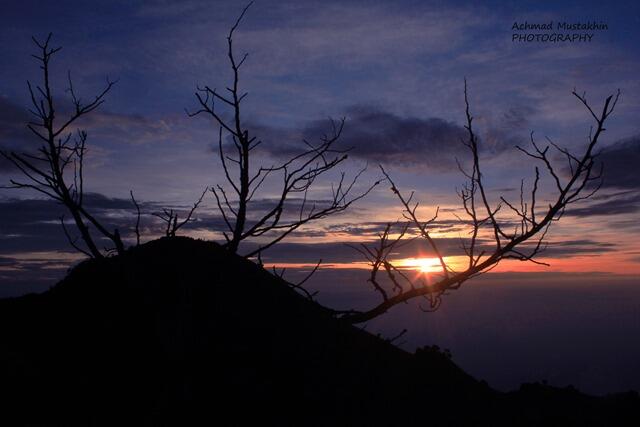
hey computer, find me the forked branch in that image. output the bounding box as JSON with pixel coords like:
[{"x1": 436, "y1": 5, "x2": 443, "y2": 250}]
[
  {"x1": 1, "y1": 34, "x2": 125, "y2": 258},
  {"x1": 188, "y1": 3, "x2": 379, "y2": 256},
  {"x1": 341, "y1": 84, "x2": 619, "y2": 324},
  {"x1": 153, "y1": 188, "x2": 208, "y2": 237}
]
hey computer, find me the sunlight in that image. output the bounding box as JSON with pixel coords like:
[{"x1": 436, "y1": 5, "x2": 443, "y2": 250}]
[{"x1": 399, "y1": 257, "x2": 442, "y2": 274}]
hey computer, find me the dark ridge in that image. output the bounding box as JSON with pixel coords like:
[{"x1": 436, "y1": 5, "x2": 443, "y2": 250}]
[{"x1": 0, "y1": 237, "x2": 637, "y2": 426}]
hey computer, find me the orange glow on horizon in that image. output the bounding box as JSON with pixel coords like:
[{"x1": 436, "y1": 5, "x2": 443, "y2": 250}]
[{"x1": 263, "y1": 254, "x2": 640, "y2": 277}]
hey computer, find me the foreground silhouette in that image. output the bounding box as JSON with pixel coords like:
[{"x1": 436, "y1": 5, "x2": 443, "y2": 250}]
[
  {"x1": 0, "y1": 237, "x2": 637, "y2": 426},
  {"x1": 2, "y1": 11, "x2": 621, "y2": 325}
]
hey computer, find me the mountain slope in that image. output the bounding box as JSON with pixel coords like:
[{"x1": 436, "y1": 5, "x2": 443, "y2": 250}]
[{"x1": 0, "y1": 237, "x2": 637, "y2": 426}]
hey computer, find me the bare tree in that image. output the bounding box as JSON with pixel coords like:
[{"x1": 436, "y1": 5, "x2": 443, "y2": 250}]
[
  {"x1": 188, "y1": 3, "x2": 378, "y2": 257},
  {"x1": 0, "y1": 34, "x2": 124, "y2": 258},
  {"x1": 347, "y1": 222, "x2": 415, "y2": 303},
  {"x1": 130, "y1": 190, "x2": 142, "y2": 246},
  {"x1": 339, "y1": 82, "x2": 620, "y2": 324},
  {"x1": 152, "y1": 188, "x2": 208, "y2": 238}
]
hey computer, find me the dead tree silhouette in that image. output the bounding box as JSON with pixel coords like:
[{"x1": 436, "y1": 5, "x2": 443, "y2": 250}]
[
  {"x1": 187, "y1": 2, "x2": 378, "y2": 257},
  {"x1": 4, "y1": 8, "x2": 618, "y2": 331},
  {"x1": 152, "y1": 188, "x2": 208, "y2": 238},
  {"x1": 339, "y1": 81, "x2": 619, "y2": 323},
  {"x1": 0, "y1": 34, "x2": 126, "y2": 258},
  {"x1": 186, "y1": 4, "x2": 619, "y2": 319}
]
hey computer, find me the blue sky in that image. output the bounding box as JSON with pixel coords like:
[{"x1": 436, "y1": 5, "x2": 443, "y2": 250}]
[{"x1": 2, "y1": 0, "x2": 639, "y2": 254}]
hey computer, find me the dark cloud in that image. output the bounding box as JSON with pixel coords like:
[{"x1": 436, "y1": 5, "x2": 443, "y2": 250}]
[
  {"x1": 325, "y1": 220, "x2": 462, "y2": 237},
  {"x1": 0, "y1": 192, "x2": 357, "y2": 258},
  {"x1": 316, "y1": 106, "x2": 470, "y2": 170},
  {"x1": 245, "y1": 197, "x2": 336, "y2": 214},
  {"x1": 604, "y1": 216, "x2": 640, "y2": 232},
  {"x1": 598, "y1": 136, "x2": 640, "y2": 189},
  {"x1": 0, "y1": 194, "x2": 163, "y2": 254},
  {"x1": 520, "y1": 239, "x2": 618, "y2": 258},
  {"x1": 0, "y1": 96, "x2": 33, "y2": 171},
  {"x1": 0, "y1": 193, "x2": 223, "y2": 294},
  {"x1": 501, "y1": 105, "x2": 536, "y2": 130},
  {"x1": 248, "y1": 104, "x2": 533, "y2": 172},
  {"x1": 564, "y1": 191, "x2": 640, "y2": 218},
  {"x1": 0, "y1": 256, "x2": 18, "y2": 267},
  {"x1": 251, "y1": 106, "x2": 470, "y2": 171},
  {"x1": 192, "y1": 197, "x2": 349, "y2": 232},
  {"x1": 0, "y1": 94, "x2": 190, "y2": 168},
  {"x1": 79, "y1": 109, "x2": 176, "y2": 145},
  {"x1": 0, "y1": 198, "x2": 68, "y2": 252},
  {"x1": 0, "y1": 254, "x2": 71, "y2": 298},
  {"x1": 183, "y1": 215, "x2": 236, "y2": 233},
  {"x1": 479, "y1": 104, "x2": 535, "y2": 154},
  {"x1": 257, "y1": 234, "x2": 616, "y2": 265},
  {"x1": 255, "y1": 237, "x2": 491, "y2": 264}
]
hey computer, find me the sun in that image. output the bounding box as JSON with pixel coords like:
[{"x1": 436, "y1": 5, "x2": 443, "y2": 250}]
[{"x1": 400, "y1": 257, "x2": 441, "y2": 273}]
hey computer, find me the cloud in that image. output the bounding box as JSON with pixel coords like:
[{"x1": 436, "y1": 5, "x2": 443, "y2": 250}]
[
  {"x1": 0, "y1": 194, "x2": 164, "y2": 254},
  {"x1": 0, "y1": 191, "x2": 369, "y2": 258},
  {"x1": 259, "y1": 233, "x2": 617, "y2": 264},
  {"x1": 0, "y1": 97, "x2": 29, "y2": 143},
  {"x1": 0, "y1": 92, "x2": 202, "y2": 151},
  {"x1": 477, "y1": 103, "x2": 536, "y2": 154},
  {"x1": 77, "y1": 110, "x2": 192, "y2": 146},
  {"x1": 0, "y1": 252, "x2": 81, "y2": 297},
  {"x1": 246, "y1": 102, "x2": 538, "y2": 174},
  {"x1": 255, "y1": 236, "x2": 490, "y2": 264},
  {"x1": 252, "y1": 106, "x2": 470, "y2": 171},
  {"x1": 134, "y1": 1, "x2": 489, "y2": 76},
  {"x1": 324, "y1": 220, "x2": 464, "y2": 237},
  {"x1": 598, "y1": 136, "x2": 640, "y2": 189},
  {"x1": 521, "y1": 239, "x2": 618, "y2": 258},
  {"x1": 553, "y1": 134, "x2": 640, "y2": 218},
  {"x1": 0, "y1": 97, "x2": 32, "y2": 171},
  {"x1": 329, "y1": 106, "x2": 470, "y2": 169},
  {"x1": 564, "y1": 191, "x2": 640, "y2": 217}
]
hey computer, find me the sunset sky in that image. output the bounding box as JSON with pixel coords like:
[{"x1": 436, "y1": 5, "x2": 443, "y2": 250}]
[{"x1": 1, "y1": 0, "x2": 639, "y2": 393}]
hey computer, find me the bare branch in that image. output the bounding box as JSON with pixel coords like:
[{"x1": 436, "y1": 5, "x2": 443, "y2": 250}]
[
  {"x1": 341, "y1": 84, "x2": 619, "y2": 324},
  {"x1": 130, "y1": 190, "x2": 141, "y2": 246},
  {"x1": 2, "y1": 34, "x2": 128, "y2": 259},
  {"x1": 189, "y1": 6, "x2": 378, "y2": 258},
  {"x1": 154, "y1": 188, "x2": 208, "y2": 237}
]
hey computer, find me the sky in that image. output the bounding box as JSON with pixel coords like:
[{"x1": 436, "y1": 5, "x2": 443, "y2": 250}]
[{"x1": 1, "y1": 0, "x2": 639, "y2": 394}]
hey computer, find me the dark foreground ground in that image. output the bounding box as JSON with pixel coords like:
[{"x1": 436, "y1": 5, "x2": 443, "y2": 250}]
[{"x1": 0, "y1": 237, "x2": 637, "y2": 426}]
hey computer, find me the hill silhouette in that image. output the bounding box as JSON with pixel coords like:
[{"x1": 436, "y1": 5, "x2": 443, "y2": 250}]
[{"x1": 0, "y1": 237, "x2": 637, "y2": 426}]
